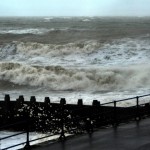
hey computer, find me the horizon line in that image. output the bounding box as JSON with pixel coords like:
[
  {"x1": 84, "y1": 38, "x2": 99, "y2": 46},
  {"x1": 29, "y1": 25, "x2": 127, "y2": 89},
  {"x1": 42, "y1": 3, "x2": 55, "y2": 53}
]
[{"x1": 0, "y1": 15, "x2": 150, "y2": 17}]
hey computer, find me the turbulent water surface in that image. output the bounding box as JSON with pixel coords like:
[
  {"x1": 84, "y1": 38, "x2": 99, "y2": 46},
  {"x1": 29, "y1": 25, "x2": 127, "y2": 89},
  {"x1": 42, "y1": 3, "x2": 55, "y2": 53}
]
[{"x1": 0, "y1": 16, "x2": 150, "y2": 104}]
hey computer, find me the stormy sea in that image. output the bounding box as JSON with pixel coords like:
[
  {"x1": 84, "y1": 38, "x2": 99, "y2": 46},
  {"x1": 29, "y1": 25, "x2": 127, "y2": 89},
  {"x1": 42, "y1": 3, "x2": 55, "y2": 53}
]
[{"x1": 0, "y1": 16, "x2": 150, "y2": 105}]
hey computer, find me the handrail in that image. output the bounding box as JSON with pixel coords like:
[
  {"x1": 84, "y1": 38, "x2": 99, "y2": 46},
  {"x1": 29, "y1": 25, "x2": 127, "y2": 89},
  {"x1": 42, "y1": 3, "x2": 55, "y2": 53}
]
[
  {"x1": 0, "y1": 131, "x2": 58, "y2": 150},
  {"x1": 29, "y1": 133, "x2": 58, "y2": 143},
  {"x1": 1, "y1": 141, "x2": 26, "y2": 150},
  {"x1": 101, "y1": 94, "x2": 150, "y2": 106},
  {"x1": 0, "y1": 131, "x2": 26, "y2": 141},
  {"x1": 101, "y1": 97, "x2": 136, "y2": 106},
  {"x1": 138, "y1": 94, "x2": 150, "y2": 98}
]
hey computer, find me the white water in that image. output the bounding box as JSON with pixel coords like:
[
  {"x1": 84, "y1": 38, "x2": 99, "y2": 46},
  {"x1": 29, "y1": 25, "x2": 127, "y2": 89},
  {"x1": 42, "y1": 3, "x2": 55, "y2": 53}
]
[
  {"x1": 0, "y1": 28, "x2": 52, "y2": 35},
  {"x1": 0, "y1": 37, "x2": 150, "y2": 105}
]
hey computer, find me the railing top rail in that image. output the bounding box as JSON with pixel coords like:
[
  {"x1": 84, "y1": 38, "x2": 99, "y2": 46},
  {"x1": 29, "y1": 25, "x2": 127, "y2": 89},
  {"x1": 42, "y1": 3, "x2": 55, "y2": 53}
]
[
  {"x1": 101, "y1": 94, "x2": 150, "y2": 106},
  {"x1": 0, "y1": 131, "x2": 26, "y2": 141},
  {"x1": 101, "y1": 97, "x2": 136, "y2": 106},
  {"x1": 1, "y1": 141, "x2": 26, "y2": 150},
  {"x1": 138, "y1": 94, "x2": 150, "y2": 98}
]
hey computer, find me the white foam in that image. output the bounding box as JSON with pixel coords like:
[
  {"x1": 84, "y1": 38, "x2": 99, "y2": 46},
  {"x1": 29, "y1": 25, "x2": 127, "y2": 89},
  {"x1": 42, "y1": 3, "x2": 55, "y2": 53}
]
[
  {"x1": 15, "y1": 40, "x2": 100, "y2": 56},
  {"x1": 0, "y1": 62, "x2": 150, "y2": 92},
  {"x1": 82, "y1": 19, "x2": 91, "y2": 22},
  {"x1": 43, "y1": 17, "x2": 54, "y2": 22},
  {"x1": 5, "y1": 37, "x2": 148, "y2": 67},
  {"x1": 0, "y1": 37, "x2": 150, "y2": 106},
  {"x1": 93, "y1": 38, "x2": 150, "y2": 66},
  {"x1": 0, "y1": 28, "x2": 51, "y2": 35}
]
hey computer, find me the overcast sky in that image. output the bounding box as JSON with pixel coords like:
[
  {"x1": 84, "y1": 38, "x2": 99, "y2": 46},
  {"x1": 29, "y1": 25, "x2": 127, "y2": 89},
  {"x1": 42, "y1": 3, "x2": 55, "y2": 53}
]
[{"x1": 0, "y1": 0, "x2": 150, "y2": 16}]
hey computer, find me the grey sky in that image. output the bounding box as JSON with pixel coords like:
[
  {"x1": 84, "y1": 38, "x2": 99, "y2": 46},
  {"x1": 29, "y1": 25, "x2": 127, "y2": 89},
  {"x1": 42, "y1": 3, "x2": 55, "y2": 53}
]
[{"x1": 0, "y1": 0, "x2": 150, "y2": 16}]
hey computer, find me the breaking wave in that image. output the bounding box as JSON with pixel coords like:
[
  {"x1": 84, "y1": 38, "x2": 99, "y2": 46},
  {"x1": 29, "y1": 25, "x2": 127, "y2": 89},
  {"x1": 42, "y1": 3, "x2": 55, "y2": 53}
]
[
  {"x1": 1, "y1": 37, "x2": 150, "y2": 67},
  {"x1": 0, "y1": 27, "x2": 87, "y2": 35},
  {"x1": 2, "y1": 37, "x2": 150, "y2": 58},
  {"x1": 11, "y1": 40, "x2": 101, "y2": 56},
  {"x1": 0, "y1": 62, "x2": 150, "y2": 91}
]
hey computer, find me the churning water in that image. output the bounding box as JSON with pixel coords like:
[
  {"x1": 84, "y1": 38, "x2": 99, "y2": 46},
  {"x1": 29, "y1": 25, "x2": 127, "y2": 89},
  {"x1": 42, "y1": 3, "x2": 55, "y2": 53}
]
[{"x1": 0, "y1": 17, "x2": 150, "y2": 104}]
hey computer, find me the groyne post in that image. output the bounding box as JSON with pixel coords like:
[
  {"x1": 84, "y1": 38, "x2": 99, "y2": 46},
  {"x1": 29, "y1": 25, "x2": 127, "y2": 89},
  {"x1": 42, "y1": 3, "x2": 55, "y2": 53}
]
[
  {"x1": 15, "y1": 95, "x2": 24, "y2": 122},
  {"x1": 4, "y1": 95, "x2": 11, "y2": 124},
  {"x1": 44, "y1": 97, "x2": 51, "y2": 116},
  {"x1": 92, "y1": 100, "x2": 100, "y2": 107},
  {"x1": 30, "y1": 96, "x2": 37, "y2": 117},
  {"x1": 59, "y1": 98, "x2": 66, "y2": 141},
  {"x1": 44, "y1": 97, "x2": 50, "y2": 104},
  {"x1": 78, "y1": 99, "x2": 83, "y2": 107}
]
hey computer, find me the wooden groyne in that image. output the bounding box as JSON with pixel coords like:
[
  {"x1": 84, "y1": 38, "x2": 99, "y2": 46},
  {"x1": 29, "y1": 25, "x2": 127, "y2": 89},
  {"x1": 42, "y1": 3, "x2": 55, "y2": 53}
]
[
  {"x1": 0, "y1": 94, "x2": 150, "y2": 133},
  {"x1": 0, "y1": 95, "x2": 107, "y2": 133}
]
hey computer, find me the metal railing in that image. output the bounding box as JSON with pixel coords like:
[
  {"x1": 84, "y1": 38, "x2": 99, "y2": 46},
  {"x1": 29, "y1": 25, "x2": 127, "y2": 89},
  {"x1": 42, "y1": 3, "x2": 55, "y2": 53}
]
[
  {"x1": 0, "y1": 119, "x2": 59, "y2": 150},
  {"x1": 101, "y1": 94, "x2": 150, "y2": 106}
]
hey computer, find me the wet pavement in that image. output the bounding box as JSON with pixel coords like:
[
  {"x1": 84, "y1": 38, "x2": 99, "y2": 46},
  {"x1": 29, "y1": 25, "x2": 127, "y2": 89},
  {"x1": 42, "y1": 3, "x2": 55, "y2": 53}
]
[{"x1": 31, "y1": 118, "x2": 150, "y2": 150}]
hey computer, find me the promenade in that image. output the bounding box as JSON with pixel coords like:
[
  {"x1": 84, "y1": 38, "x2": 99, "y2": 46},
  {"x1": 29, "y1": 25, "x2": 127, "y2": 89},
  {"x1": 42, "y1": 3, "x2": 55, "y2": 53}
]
[{"x1": 31, "y1": 118, "x2": 150, "y2": 150}]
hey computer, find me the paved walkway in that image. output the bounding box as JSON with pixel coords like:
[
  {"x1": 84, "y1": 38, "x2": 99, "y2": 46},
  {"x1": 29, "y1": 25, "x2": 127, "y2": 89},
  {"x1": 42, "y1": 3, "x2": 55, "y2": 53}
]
[{"x1": 31, "y1": 118, "x2": 150, "y2": 150}]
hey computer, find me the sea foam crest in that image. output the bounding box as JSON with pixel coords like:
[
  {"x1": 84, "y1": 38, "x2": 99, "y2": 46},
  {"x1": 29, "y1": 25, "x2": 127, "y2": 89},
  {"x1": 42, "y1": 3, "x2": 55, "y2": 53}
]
[
  {"x1": 0, "y1": 28, "x2": 52, "y2": 35},
  {"x1": 0, "y1": 62, "x2": 150, "y2": 91},
  {"x1": 16, "y1": 40, "x2": 101, "y2": 56}
]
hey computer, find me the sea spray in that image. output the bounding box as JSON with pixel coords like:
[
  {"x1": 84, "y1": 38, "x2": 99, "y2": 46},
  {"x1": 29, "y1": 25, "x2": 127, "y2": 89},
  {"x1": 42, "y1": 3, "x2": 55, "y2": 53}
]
[
  {"x1": 0, "y1": 62, "x2": 149, "y2": 91},
  {"x1": 0, "y1": 17, "x2": 150, "y2": 104}
]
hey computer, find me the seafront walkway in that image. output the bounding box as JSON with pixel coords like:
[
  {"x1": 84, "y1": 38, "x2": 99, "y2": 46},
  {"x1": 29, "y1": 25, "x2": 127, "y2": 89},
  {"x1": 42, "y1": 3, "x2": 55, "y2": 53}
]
[{"x1": 31, "y1": 118, "x2": 150, "y2": 150}]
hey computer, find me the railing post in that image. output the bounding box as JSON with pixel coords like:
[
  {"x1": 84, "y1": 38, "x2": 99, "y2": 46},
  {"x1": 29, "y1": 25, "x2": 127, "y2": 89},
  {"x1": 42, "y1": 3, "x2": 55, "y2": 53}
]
[
  {"x1": 136, "y1": 96, "x2": 141, "y2": 121},
  {"x1": 113, "y1": 101, "x2": 118, "y2": 127},
  {"x1": 24, "y1": 121, "x2": 30, "y2": 149},
  {"x1": 59, "y1": 98, "x2": 66, "y2": 141}
]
